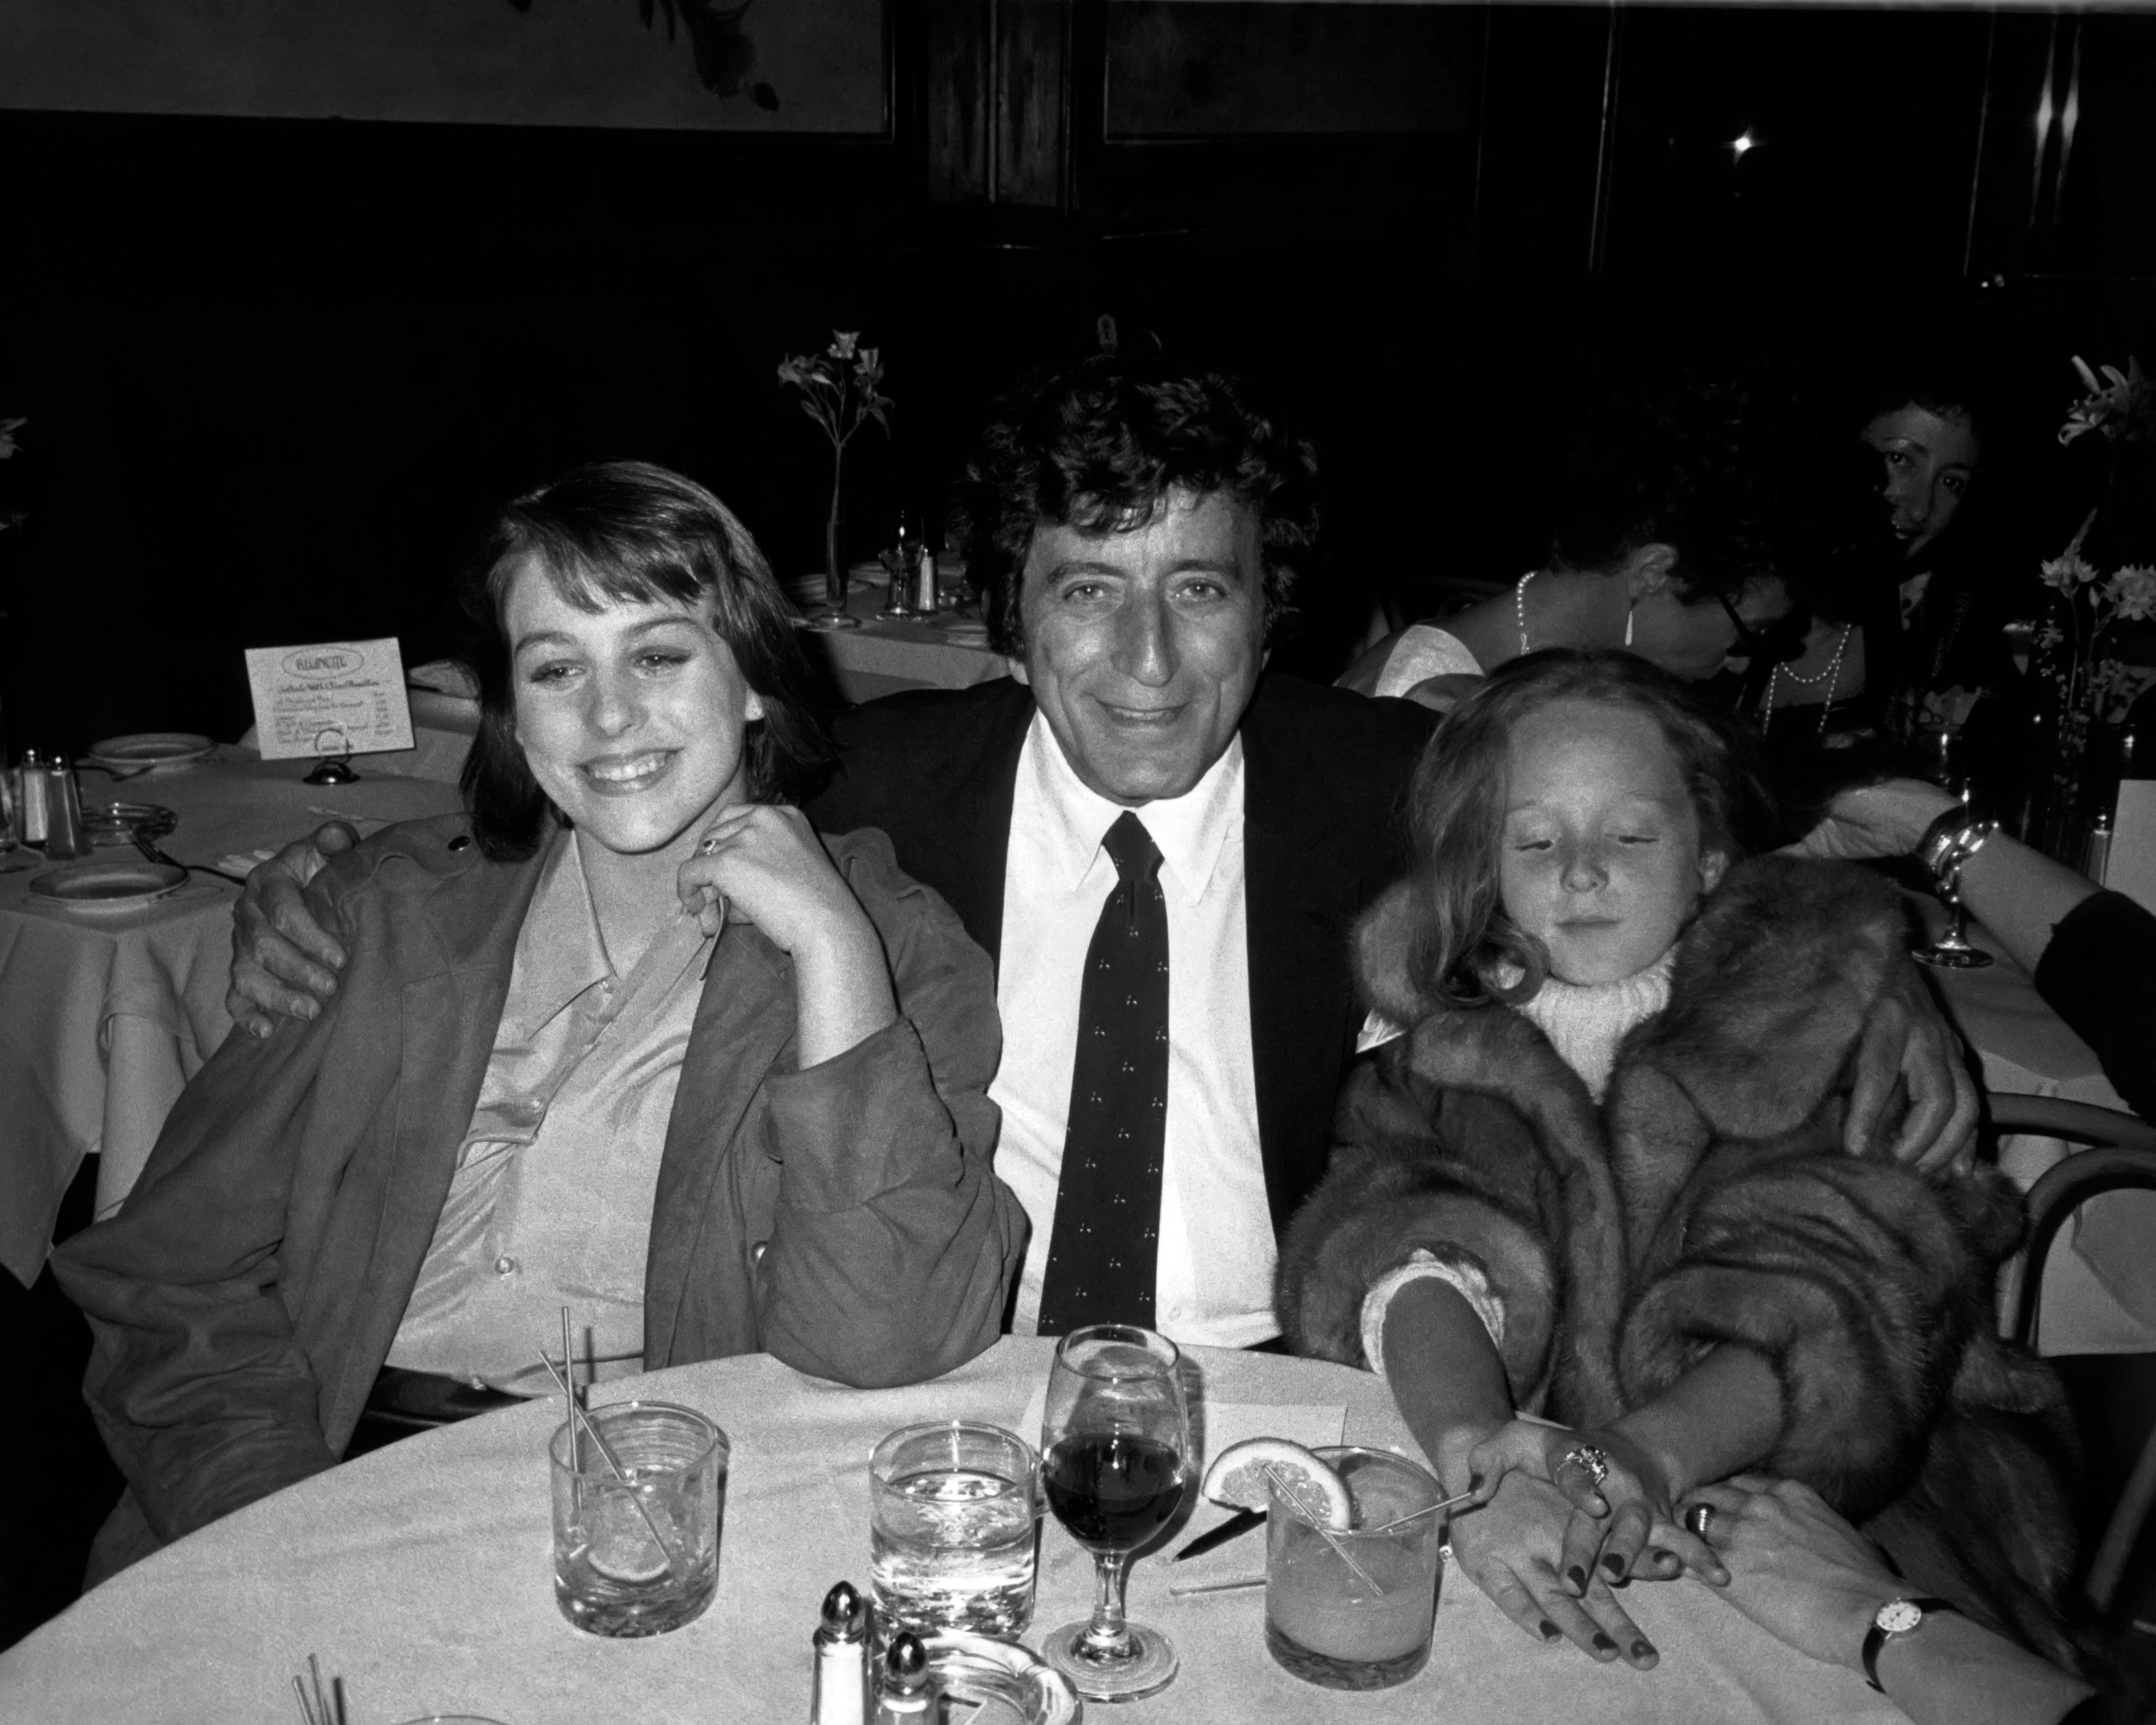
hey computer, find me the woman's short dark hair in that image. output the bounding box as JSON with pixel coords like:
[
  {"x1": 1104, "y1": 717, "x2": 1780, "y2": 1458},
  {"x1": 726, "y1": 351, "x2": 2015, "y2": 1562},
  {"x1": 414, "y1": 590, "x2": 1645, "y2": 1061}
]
[
  {"x1": 951, "y1": 356, "x2": 1320, "y2": 655},
  {"x1": 1399, "y1": 649, "x2": 1775, "y2": 1006},
  {"x1": 1548, "y1": 379, "x2": 1810, "y2": 605},
  {"x1": 459, "y1": 459, "x2": 832, "y2": 860}
]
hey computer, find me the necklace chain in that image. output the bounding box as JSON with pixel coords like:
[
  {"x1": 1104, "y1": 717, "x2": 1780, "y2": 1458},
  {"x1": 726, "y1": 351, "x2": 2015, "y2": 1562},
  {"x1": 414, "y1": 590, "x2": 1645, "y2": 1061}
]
[
  {"x1": 1766, "y1": 623, "x2": 1852, "y2": 738},
  {"x1": 1515, "y1": 569, "x2": 1535, "y2": 657}
]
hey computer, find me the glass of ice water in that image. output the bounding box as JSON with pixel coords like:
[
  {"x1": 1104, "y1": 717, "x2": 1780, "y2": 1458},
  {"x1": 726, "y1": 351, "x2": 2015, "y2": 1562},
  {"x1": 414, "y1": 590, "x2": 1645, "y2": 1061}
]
[
  {"x1": 1265, "y1": 1447, "x2": 1442, "y2": 1690},
  {"x1": 550, "y1": 1401, "x2": 726, "y2": 1637},
  {"x1": 869, "y1": 1421, "x2": 1041, "y2": 1642}
]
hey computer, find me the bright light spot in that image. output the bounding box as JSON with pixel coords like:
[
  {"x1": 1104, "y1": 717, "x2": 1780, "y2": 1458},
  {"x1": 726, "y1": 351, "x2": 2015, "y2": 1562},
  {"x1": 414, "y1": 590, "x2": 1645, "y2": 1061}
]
[{"x1": 1730, "y1": 128, "x2": 1759, "y2": 160}]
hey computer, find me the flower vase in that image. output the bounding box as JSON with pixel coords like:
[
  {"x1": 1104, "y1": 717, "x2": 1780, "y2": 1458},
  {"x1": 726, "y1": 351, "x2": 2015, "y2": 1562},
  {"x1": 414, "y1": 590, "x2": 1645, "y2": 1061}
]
[{"x1": 805, "y1": 452, "x2": 859, "y2": 632}]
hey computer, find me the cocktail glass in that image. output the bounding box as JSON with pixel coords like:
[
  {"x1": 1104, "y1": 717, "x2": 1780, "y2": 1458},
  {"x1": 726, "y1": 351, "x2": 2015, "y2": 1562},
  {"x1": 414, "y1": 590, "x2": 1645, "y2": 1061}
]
[
  {"x1": 1265, "y1": 1446, "x2": 1442, "y2": 1690},
  {"x1": 550, "y1": 1400, "x2": 726, "y2": 1637}
]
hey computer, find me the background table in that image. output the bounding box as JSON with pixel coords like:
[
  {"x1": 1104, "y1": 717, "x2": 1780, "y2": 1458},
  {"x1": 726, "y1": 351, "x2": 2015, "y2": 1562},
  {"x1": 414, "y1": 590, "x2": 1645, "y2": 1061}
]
[
  {"x1": 0, "y1": 1339, "x2": 1908, "y2": 1725},
  {"x1": 0, "y1": 750, "x2": 460, "y2": 1285},
  {"x1": 1920, "y1": 895, "x2": 2156, "y2": 1355},
  {"x1": 793, "y1": 576, "x2": 1008, "y2": 705}
]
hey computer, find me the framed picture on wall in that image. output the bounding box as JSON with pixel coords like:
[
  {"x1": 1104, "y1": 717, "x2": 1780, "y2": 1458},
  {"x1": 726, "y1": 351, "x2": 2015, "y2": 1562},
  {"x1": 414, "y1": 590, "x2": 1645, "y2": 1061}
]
[{"x1": 0, "y1": 0, "x2": 891, "y2": 136}]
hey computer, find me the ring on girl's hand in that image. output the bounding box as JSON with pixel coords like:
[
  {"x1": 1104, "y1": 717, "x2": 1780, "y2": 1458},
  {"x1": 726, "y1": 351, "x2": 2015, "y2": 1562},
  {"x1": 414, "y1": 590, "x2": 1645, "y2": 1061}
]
[
  {"x1": 1683, "y1": 1504, "x2": 1715, "y2": 1540},
  {"x1": 1560, "y1": 1445, "x2": 1610, "y2": 1487},
  {"x1": 698, "y1": 834, "x2": 723, "y2": 856}
]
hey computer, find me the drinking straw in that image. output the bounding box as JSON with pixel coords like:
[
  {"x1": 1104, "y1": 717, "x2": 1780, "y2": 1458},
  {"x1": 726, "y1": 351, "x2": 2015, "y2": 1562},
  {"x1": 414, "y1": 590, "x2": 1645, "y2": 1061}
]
[
  {"x1": 536, "y1": 1351, "x2": 683, "y2": 1581},
  {"x1": 292, "y1": 1676, "x2": 317, "y2": 1725},
  {"x1": 1262, "y1": 1463, "x2": 1383, "y2": 1595},
  {"x1": 1167, "y1": 1575, "x2": 1266, "y2": 1597},
  {"x1": 309, "y1": 1655, "x2": 331, "y2": 1725},
  {"x1": 560, "y1": 1308, "x2": 577, "y2": 1471},
  {"x1": 1368, "y1": 1487, "x2": 1478, "y2": 1537}
]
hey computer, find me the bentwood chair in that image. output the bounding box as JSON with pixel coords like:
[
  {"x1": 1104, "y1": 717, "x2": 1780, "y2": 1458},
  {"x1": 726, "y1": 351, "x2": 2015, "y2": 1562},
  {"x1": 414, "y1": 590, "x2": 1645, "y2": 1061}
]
[{"x1": 1991, "y1": 1093, "x2": 2156, "y2": 1614}]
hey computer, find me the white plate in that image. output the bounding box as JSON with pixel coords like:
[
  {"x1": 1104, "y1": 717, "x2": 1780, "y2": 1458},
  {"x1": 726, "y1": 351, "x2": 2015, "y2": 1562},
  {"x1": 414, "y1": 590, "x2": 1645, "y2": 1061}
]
[
  {"x1": 29, "y1": 859, "x2": 190, "y2": 913},
  {"x1": 924, "y1": 1632, "x2": 1081, "y2": 1725},
  {"x1": 85, "y1": 732, "x2": 216, "y2": 771}
]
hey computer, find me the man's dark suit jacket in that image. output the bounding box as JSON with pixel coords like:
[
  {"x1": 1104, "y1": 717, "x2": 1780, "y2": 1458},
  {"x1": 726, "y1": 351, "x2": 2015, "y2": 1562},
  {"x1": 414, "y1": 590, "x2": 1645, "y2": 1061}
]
[{"x1": 804, "y1": 672, "x2": 1439, "y2": 1235}]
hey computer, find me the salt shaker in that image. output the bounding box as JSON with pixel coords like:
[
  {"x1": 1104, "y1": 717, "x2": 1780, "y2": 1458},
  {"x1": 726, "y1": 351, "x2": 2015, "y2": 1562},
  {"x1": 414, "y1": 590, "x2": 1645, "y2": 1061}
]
[
  {"x1": 43, "y1": 756, "x2": 90, "y2": 860},
  {"x1": 809, "y1": 1580, "x2": 869, "y2": 1725},
  {"x1": 872, "y1": 1632, "x2": 934, "y2": 1725},
  {"x1": 910, "y1": 546, "x2": 939, "y2": 616},
  {"x1": 17, "y1": 748, "x2": 50, "y2": 845}
]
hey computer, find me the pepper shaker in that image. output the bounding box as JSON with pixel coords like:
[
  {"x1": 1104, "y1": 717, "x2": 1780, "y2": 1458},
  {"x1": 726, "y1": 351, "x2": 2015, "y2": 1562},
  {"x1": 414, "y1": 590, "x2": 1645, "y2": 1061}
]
[
  {"x1": 872, "y1": 1631, "x2": 935, "y2": 1725},
  {"x1": 43, "y1": 756, "x2": 90, "y2": 860},
  {"x1": 809, "y1": 1581, "x2": 869, "y2": 1725}
]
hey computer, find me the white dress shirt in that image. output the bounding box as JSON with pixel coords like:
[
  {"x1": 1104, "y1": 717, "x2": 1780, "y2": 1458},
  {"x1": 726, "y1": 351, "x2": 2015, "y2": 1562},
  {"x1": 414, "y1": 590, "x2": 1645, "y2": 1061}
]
[{"x1": 994, "y1": 712, "x2": 1277, "y2": 1348}]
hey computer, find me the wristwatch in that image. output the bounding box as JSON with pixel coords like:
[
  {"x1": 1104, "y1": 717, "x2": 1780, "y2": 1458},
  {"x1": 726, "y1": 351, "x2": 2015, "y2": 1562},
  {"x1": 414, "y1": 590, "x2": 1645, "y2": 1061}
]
[{"x1": 1861, "y1": 1595, "x2": 1959, "y2": 1691}]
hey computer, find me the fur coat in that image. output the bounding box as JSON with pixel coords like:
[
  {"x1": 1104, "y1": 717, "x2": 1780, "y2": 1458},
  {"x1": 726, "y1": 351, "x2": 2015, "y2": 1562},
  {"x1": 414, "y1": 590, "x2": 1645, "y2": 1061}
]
[{"x1": 1277, "y1": 855, "x2": 2078, "y2": 1661}]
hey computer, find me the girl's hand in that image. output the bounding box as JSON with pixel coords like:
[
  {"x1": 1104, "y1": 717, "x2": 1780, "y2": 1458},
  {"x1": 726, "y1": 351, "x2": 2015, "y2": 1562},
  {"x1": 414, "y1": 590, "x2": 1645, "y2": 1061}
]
[
  {"x1": 676, "y1": 804, "x2": 878, "y2": 959},
  {"x1": 1446, "y1": 1470, "x2": 1662, "y2": 1670},
  {"x1": 1465, "y1": 1420, "x2": 1725, "y2": 1590}
]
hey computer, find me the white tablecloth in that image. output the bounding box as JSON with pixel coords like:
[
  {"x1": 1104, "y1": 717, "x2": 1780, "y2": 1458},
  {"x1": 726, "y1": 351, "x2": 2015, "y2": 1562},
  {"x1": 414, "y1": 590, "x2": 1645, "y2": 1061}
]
[
  {"x1": 0, "y1": 1339, "x2": 1906, "y2": 1725},
  {"x1": 0, "y1": 751, "x2": 461, "y2": 1284}
]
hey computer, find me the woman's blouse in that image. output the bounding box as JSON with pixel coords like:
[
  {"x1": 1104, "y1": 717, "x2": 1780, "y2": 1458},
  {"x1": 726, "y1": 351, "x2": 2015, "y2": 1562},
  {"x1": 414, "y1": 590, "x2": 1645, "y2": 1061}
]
[{"x1": 385, "y1": 828, "x2": 715, "y2": 1392}]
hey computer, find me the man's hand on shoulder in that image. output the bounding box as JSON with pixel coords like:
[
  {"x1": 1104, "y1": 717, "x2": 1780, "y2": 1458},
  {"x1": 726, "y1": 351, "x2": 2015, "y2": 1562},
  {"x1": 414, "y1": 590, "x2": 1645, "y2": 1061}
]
[
  {"x1": 225, "y1": 821, "x2": 357, "y2": 1038},
  {"x1": 1846, "y1": 969, "x2": 1979, "y2": 1174}
]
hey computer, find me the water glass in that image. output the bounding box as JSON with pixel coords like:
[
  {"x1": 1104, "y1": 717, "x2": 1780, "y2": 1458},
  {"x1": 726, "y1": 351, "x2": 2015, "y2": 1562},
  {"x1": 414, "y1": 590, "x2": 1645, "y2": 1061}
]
[
  {"x1": 1265, "y1": 1447, "x2": 1442, "y2": 1690},
  {"x1": 550, "y1": 1401, "x2": 726, "y2": 1637},
  {"x1": 869, "y1": 1421, "x2": 1040, "y2": 1641}
]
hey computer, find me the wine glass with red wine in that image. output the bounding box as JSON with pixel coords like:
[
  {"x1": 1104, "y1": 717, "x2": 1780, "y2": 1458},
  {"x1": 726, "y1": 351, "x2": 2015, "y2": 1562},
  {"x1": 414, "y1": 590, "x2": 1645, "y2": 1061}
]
[{"x1": 1037, "y1": 1325, "x2": 1192, "y2": 1701}]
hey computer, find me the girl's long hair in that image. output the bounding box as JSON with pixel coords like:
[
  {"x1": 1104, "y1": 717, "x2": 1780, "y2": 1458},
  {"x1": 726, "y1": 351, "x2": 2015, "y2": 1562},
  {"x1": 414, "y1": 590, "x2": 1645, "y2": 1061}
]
[
  {"x1": 1401, "y1": 649, "x2": 1775, "y2": 1005},
  {"x1": 459, "y1": 460, "x2": 832, "y2": 861}
]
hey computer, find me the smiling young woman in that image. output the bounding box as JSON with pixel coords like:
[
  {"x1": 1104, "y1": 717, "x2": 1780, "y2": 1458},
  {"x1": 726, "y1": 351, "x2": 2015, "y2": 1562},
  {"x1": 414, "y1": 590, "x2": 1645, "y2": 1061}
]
[{"x1": 53, "y1": 460, "x2": 1024, "y2": 1582}]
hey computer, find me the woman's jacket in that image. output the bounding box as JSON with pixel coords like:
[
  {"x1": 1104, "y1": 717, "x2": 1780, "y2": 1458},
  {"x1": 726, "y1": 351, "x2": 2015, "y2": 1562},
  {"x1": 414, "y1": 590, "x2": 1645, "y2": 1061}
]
[
  {"x1": 1278, "y1": 855, "x2": 2076, "y2": 1660},
  {"x1": 56, "y1": 813, "x2": 1025, "y2": 1569}
]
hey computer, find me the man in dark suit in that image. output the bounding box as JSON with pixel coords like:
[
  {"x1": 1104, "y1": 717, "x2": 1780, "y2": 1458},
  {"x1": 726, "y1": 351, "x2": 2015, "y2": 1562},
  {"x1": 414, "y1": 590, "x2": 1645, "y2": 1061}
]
[{"x1": 798, "y1": 360, "x2": 1433, "y2": 1346}]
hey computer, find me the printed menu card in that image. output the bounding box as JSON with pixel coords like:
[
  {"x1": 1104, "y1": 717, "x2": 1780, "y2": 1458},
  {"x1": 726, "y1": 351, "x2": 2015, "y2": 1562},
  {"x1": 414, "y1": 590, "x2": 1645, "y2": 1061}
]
[{"x1": 244, "y1": 638, "x2": 416, "y2": 760}]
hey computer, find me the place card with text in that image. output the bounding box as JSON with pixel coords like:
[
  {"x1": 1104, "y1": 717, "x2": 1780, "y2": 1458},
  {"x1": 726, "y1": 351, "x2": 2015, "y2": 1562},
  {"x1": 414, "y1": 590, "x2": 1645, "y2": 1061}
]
[{"x1": 244, "y1": 638, "x2": 416, "y2": 760}]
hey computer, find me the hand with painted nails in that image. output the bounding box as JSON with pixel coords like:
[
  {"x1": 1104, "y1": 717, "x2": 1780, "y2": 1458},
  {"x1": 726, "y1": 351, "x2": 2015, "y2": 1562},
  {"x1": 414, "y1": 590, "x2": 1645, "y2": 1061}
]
[
  {"x1": 1464, "y1": 1418, "x2": 1725, "y2": 1590},
  {"x1": 1445, "y1": 1467, "x2": 1662, "y2": 1670}
]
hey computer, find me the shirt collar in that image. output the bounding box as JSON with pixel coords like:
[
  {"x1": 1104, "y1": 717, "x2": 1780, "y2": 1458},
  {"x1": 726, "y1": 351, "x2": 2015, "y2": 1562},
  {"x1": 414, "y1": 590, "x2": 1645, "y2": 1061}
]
[
  {"x1": 1019, "y1": 708, "x2": 1245, "y2": 906},
  {"x1": 505, "y1": 827, "x2": 616, "y2": 1034}
]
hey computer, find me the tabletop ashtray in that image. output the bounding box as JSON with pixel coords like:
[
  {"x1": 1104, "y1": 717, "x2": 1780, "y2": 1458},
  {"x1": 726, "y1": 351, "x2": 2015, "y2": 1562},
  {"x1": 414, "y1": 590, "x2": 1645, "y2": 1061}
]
[{"x1": 84, "y1": 802, "x2": 179, "y2": 847}]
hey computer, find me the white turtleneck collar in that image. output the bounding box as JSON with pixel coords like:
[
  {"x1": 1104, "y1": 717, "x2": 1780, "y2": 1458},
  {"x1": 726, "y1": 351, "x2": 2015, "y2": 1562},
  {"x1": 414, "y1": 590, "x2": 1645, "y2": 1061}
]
[{"x1": 1515, "y1": 949, "x2": 1676, "y2": 1102}]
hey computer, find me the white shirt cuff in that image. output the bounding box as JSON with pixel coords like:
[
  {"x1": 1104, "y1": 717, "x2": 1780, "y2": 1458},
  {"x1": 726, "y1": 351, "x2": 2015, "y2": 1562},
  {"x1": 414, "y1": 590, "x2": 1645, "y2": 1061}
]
[{"x1": 1358, "y1": 1249, "x2": 1507, "y2": 1380}]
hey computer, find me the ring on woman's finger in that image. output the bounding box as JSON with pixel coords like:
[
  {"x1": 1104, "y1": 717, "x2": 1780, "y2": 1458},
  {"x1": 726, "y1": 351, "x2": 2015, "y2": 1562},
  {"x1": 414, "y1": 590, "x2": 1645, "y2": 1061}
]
[
  {"x1": 697, "y1": 834, "x2": 723, "y2": 856},
  {"x1": 1559, "y1": 1445, "x2": 1610, "y2": 1487},
  {"x1": 1683, "y1": 1503, "x2": 1715, "y2": 1541}
]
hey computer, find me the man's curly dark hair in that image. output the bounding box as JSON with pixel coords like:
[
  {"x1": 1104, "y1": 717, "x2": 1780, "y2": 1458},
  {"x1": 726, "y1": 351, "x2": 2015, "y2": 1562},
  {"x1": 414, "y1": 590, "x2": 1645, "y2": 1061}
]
[{"x1": 951, "y1": 356, "x2": 1320, "y2": 656}]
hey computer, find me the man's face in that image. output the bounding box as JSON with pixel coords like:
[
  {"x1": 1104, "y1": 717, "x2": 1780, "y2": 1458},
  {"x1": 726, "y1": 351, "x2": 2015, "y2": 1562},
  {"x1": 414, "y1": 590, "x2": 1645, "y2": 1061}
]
[
  {"x1": 1014, "y1": 487, "x2": 1268, "y2": 807},
  {"x1": 1862, "y1": 402, "x2": 1980, "y2": 562}
]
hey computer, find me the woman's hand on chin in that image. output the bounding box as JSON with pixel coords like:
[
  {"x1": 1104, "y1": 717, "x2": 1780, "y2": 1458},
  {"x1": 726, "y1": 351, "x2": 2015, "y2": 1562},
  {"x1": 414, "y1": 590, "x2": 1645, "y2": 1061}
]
[
  {"x1": 678, "y1": 804, "x2": 876, "y2": 958},
  {"x1": 1446, "y1": 1469, "x2": 1662, "y2": 1670},
  {"x1": 1465, "y1": 1419, "x2": 1725, "y2": 1591},
  {"x1": 680, "y1": 805, "x2": 898, "y2": 1067}
]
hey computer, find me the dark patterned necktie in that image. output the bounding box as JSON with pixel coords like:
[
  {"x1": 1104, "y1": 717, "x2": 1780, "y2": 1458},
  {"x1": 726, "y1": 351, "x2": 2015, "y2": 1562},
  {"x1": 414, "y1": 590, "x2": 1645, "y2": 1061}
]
[{"x1": 1035, "y1": 811, "x2": 1170, "y2": 1335}]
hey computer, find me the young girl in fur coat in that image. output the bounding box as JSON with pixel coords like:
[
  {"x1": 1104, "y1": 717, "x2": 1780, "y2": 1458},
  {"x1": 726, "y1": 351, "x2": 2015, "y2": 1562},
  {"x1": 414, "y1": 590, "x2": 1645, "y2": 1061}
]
[{"x1": 1277, "y1": 650, "x2": 2078, "y2": 1677}]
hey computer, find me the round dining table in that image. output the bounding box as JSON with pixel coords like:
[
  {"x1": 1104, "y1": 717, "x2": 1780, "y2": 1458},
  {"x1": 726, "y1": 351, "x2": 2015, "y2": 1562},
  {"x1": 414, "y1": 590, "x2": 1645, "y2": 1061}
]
[{"x1": 0, "y1": 1338, "x2": 1904, "y2": 1725}]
